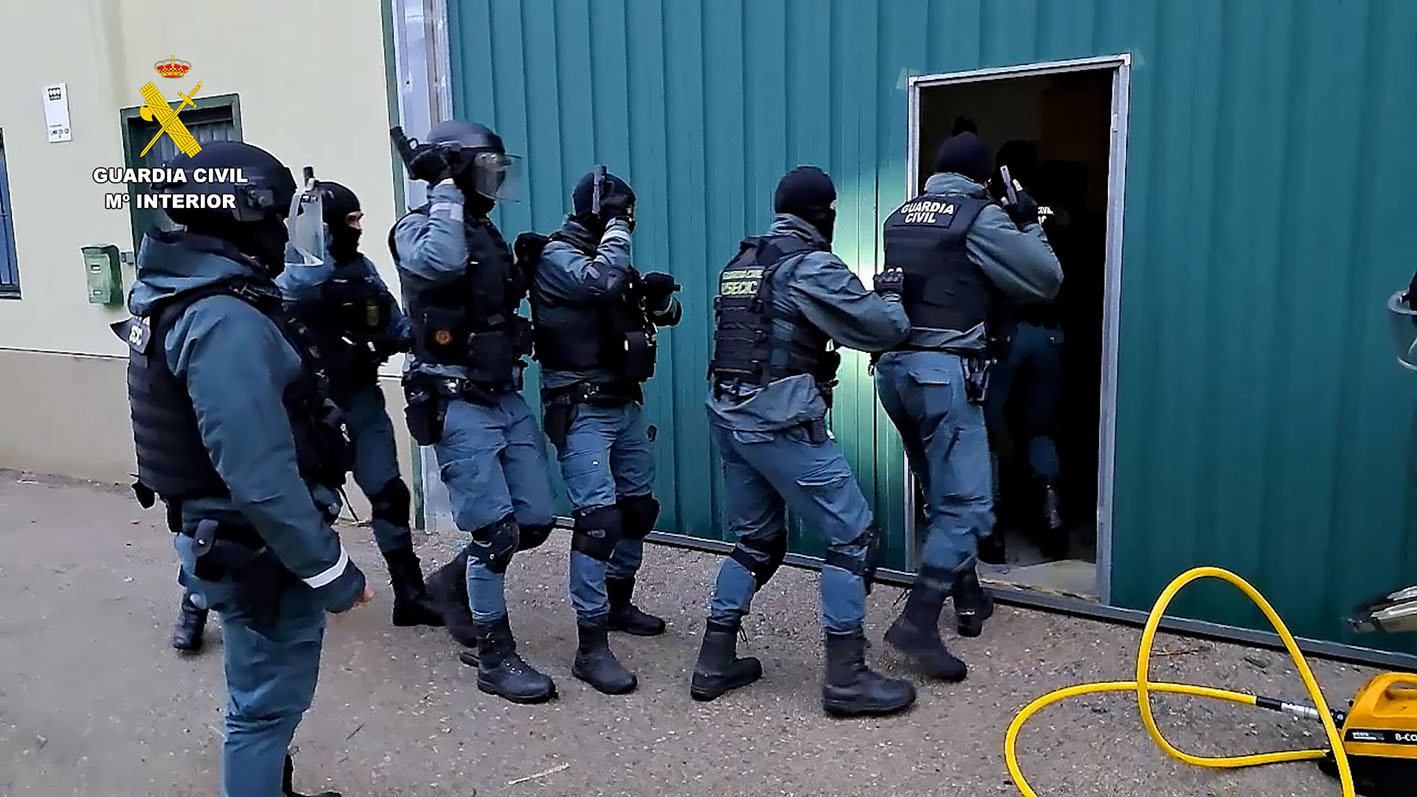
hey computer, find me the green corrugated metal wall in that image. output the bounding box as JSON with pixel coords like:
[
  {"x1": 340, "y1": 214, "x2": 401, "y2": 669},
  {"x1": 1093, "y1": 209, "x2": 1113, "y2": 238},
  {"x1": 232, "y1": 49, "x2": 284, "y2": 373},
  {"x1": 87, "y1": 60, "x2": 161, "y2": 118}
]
[{"x1": 444, "y1": 0, "x2": 1417, "y2": 649}]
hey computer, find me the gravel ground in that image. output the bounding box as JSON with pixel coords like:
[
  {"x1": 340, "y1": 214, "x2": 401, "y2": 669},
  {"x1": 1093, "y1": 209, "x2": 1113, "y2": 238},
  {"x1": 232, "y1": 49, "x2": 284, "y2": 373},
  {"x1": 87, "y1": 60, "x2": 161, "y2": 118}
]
[{"x1": 0, "y1": 473, "x2": 1376, "y2": 796}]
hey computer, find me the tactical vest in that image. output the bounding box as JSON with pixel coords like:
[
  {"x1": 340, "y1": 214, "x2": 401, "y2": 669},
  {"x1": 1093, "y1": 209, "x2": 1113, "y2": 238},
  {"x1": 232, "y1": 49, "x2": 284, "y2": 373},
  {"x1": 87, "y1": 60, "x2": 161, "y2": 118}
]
[
  {"x1": 115, "y1": 280, "x2": 351, "y2": 507},
  {"x1": 882, "y1": 193, "x2": 991, "y2": 337},
  {"x1": 285, "y1": 266, "x2": 396, "y2": 389},
  {"x1": 390, "y1": 206, "x2": 531, "y2": 387},
  {"x1": 529, "y1": 233, "x2": 657, "y2": 385},
  {"x1": 708, "y1": 235, "x2": 840, "y2": 387}
]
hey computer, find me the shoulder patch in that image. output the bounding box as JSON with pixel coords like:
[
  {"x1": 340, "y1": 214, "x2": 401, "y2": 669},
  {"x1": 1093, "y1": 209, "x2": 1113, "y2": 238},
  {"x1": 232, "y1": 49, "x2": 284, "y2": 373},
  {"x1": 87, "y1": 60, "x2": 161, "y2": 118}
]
[{"x1": 112, "y1": 317, "x2": 151, "y2": 353}]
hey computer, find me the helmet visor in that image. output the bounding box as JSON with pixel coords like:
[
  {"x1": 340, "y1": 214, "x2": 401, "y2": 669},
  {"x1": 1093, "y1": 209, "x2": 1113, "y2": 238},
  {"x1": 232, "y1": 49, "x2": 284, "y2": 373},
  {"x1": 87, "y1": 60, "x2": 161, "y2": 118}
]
[
  {"x1": 1387, "y1": 290, "x2": 1417, "y2": 371},
  {"x1": 286, "y1": 187, "x2": 325, "y2": 267},
  {"x1": 466, "y1": 151, "x2": 522, "y2": 201}
]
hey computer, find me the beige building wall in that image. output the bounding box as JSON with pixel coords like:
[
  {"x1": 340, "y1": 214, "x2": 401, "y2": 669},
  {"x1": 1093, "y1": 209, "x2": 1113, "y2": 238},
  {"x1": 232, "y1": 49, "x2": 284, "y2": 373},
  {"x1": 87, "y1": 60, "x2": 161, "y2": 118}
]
[{"x1": 0, "y1": 0, "x2": 408, "y2": 488}]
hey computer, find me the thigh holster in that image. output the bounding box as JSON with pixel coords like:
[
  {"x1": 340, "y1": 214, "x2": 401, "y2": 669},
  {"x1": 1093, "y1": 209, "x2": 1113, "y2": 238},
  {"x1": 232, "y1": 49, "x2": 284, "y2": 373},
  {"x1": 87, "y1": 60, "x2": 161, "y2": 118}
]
[
  {"x1": 572, "y1": 505, "x2": 623, "y2": 561},
  {"x1": 618, "y1": 493, "x2": 660, "y2": 541},
  {"x1": 470, "y1": 514, "x2": 520, "y2": 574}
]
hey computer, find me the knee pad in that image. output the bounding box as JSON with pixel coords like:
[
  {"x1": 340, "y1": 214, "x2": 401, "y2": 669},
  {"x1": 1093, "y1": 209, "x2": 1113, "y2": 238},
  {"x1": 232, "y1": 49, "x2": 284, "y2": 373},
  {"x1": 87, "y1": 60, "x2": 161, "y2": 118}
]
[
  {"x1": 729, "y1": 533, "x2": 788, "y2": 591},
  {"x1": 470, "y1": 514, "x2": 520, "y2": 574},
  {"x1": 370, "y1": 478, "x2": 411, "y2": 526},
  {"x1": 823, "y1": 524, "x2": 881, "y2": 593},
  {"x1": 617, "y1": 493, "x2": 660, "y2": 541},
  {"x1": 571, "y1": 505, "x2": 622, "y2": 562},
  {"x1": 517, "y1": 522, "x2": 555, "y2": 552}
]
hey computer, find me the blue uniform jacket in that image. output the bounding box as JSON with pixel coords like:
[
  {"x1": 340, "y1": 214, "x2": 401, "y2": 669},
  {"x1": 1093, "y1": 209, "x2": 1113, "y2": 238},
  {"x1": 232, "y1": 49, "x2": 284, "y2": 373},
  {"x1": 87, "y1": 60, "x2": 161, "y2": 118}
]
[
  {"x1": 707, "y1": 214, "x2": 911, "y2": 432},
  {"x1": 390, "y1": 180, "x2": 478, "y2": 380},
  {"x1": 533, "y1": 218, "x2": 682, "y2": 390},
  {"x1": 129, "y1": 234, "x2": 366, "y2": 612}
]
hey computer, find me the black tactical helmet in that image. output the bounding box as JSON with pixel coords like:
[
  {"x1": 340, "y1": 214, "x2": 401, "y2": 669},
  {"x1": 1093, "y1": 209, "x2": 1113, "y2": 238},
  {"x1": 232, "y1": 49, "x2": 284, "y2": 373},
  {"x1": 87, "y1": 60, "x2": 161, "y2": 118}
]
[
  {"x1": 159, "y1": 141, "x2": 296, "y2": 227},
  {"x1": 424, "y1": 120, "x2": 519, "y2": 202},
  {"x1": 314, "y1": 181, "x2": 361, "y2": 228},
  {"x1": 425, "y1": 120, "x2": 506, "y2": 154}
]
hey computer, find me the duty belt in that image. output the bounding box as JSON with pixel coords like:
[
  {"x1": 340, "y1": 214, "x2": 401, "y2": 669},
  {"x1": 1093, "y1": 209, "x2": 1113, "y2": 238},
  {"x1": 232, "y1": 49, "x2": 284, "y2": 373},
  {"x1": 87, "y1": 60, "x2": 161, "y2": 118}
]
[
  {"x1": 711, "y1": 377, "x2": 835, "y2": 409},
  {"x1": 412, "y1": 371, "x2": 520, "y2": 406},
  {"x1": 544, "y1": 380, "x2": 642, "y2": 407}
]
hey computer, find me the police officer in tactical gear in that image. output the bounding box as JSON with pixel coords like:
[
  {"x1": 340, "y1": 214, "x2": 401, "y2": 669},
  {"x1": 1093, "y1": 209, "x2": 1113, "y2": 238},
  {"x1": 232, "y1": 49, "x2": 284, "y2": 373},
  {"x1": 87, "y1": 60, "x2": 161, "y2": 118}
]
[
  {"x1": 523, "y1": 168, "x2": 682, "y2": 695},
  {"x1": 873, "y1": 132, "x2": 1063, "y2": 681},
  {"x1": 276, "y1": 179, "x2": 443, "y2": 628},
  {"x1": 117, "y1": 141, "x2": 371, "y2": 796},
  {"x1": 390, "y1": 120, "x2": 558, "y2": 704},
  {"x1": 694, "y1": 166, "x2": 917, "y2": 717},
  {"x1": 983, "y1": 140, "x2": 1068, "y2": 561}
]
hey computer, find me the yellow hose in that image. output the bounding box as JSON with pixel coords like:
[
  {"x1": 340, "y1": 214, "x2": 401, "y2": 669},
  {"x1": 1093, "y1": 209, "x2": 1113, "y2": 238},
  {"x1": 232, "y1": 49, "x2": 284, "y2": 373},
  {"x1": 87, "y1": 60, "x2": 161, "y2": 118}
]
[{"x1": 1004, "y1": 566, "x2": 1355, "y2": 796}]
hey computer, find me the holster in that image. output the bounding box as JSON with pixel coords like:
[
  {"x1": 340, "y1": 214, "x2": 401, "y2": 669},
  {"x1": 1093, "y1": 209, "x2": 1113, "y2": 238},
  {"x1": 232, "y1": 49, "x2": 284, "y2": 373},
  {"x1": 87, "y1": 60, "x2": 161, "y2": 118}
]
[
  {"x1": 188, "y1": 519, "x2": 291, "y2": 632},
  {"x1": 402, "y1": 375, "x2": 448, "y2": 446},
  {"x1": 543, "y1": 401, "x2": 575, "y2": 450},
  {"x1": 804, "y1": 417, "x2": 830, "y2": 445},
  {"x1": 961, "y1": 354, "x2": 994, "y2": 405}
]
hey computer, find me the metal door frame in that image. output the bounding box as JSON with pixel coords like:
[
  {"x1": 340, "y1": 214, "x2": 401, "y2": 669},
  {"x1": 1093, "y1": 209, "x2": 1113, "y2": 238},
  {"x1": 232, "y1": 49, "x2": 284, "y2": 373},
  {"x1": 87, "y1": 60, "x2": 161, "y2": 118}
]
[{"x1": 902, "y1": 54, "x2": 1132, "y2": 604}]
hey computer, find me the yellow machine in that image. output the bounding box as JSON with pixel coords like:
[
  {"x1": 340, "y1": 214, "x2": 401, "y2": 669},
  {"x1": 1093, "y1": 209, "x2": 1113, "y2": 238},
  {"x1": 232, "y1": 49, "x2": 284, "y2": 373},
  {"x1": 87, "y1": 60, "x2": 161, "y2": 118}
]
[{"x1": 1005, "y1": 568, "x2": 1417, "y2": 797}]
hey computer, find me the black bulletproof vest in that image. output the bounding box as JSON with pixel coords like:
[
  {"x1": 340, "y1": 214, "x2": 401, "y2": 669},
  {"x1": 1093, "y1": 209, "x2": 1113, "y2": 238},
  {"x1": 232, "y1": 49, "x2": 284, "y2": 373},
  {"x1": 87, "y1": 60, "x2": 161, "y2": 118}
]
[
  {"x1": 390, "y1": 206, "x2": 531, "y2": 386},
  {"x1": 708, "y1": 235, "x2": 840, "y2": 387},
  {"x1": 116, "y1": 281, "x2": 350, "y2": 505},
  {"x1": 285, "y1": 269, "x2": 395, "y2": 389},
  {"x1": 882, "y1": 192, "x2": 991, "y2": 335},
  {"x1": 530, "y1": 233, "x2": 657, "y2": 384}
]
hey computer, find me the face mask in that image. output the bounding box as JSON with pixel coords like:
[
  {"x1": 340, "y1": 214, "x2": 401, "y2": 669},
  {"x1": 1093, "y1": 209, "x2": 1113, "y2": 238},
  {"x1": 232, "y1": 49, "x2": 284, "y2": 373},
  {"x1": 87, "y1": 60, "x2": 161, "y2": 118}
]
[
  {"x1": 805, "y1": 206, "x2": 836, "y2": 245},
  {"x1": 240, "y1": 216, "x2": 292, "y2": 277},
  {"x1": 329, "y1": 225, "x2": 362, "y2": 263}
]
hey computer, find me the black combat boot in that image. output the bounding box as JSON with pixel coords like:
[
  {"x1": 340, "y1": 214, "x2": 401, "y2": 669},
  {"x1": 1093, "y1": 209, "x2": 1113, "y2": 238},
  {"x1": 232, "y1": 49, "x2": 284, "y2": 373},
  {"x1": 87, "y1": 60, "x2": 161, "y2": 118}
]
[
  {"x1": 690, "y1": 618, "x2": 763, "y2": 701},
  {"x1": 821, "y1": 628, "x2": 917, "y2": 717},
  {"x1": 383, "y1": 546, "x2": 445, "y2": 627},
  {"x1": 1038, "y1": 480, "x2": 1069, "y2": 559},
  {"x1": 427, "y1": 548, "x2": 478, "y2": 649},
  {"x1": 571, "y1": 617, "x2": 637, "y2": 695},
  {"x1": 470, "y1": 615, "x2": 556, "y2": 704},
  {"x1": 953, "y1": 565, "x2": 995, "y2": 638},
  {"x1": 283, "y1": 754, "x2": 340, "y2": 796},
  {"x1": 884, "y1": 570, "x2": 967, "y2": 681},
  {"x1": 170, "y1": 591, "x2": 207, "y2": 653},
  {"x1": 605, "y1": 577, "x2": 666, "y2": 636}
]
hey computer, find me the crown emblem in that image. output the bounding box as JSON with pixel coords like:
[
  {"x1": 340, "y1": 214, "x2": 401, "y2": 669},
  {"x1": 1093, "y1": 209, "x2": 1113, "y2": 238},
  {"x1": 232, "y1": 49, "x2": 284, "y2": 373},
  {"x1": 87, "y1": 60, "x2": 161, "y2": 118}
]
[{"x1": 154, "y1": 56, "x2": 191, "y2": 79}]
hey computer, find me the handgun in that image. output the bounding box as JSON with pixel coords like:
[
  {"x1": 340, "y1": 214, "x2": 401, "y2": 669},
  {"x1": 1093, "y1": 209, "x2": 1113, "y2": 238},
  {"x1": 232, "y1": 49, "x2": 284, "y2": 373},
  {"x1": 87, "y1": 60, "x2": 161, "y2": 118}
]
[
  {"x1": 591, "y1": 164, "x2": 607, "y2": 214},
  {"x1": 1000, "y1": 164, "x2": 1019, "y2": 206}
]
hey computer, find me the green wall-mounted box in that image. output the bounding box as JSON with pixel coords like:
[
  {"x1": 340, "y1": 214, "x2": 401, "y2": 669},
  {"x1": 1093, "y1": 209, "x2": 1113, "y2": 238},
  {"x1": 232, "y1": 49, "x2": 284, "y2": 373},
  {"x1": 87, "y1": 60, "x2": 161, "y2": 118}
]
[{"x1": 82, "y1": 244, "x2": 122, "y2": 305}]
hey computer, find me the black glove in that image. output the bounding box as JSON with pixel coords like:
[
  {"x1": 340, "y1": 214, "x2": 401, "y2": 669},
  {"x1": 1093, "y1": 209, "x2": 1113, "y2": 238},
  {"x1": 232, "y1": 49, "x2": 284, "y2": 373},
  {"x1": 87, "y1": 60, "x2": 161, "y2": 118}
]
[
  {"x1": 407, "y1": 146, "x2": 452, "y2": 185},
  {"x1": 1004, "y1": 188, "x2": 1040, "y2": 228},
  {"x1": 873, "y1": 268, "x2": 905, "y2": 301},
  {"x1": 639, "y1": 271, "x2": 680, "y2": 309},
  {"x1": 599, "y1": 191, "x2": 635, "y2": 229}
]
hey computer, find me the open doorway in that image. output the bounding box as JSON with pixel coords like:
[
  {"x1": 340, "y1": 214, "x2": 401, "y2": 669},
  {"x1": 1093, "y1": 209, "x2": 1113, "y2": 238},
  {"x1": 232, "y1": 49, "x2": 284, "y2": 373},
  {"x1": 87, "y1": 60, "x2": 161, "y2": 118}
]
[{"x1": 905, "y1": 57, "x2": 1129, "y2": 600}]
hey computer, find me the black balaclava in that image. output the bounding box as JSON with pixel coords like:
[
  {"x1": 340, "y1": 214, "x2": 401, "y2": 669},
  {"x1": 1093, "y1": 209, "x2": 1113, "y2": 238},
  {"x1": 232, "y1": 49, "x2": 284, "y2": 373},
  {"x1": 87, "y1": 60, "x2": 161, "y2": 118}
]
[
  {"x1": 773, "y1": 166, "x2": 837, "y2": 244},
  {"x1": 569, "y1": 169, "x2": 635, "y2": 235},
  {"x1": 318, "y1": 181, "x2": 362, "y2": 263},
  {"x1": 933, "y1": 132, "x2": 993, "y2": 184},
  {"x1": 180, "y1": 214, "x2": 290, "y2": 277}
]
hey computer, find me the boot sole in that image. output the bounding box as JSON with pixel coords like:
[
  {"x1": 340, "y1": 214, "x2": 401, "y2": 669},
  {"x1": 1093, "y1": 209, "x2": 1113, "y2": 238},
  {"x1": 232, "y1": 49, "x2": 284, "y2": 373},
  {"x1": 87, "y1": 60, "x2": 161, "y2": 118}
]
[
  {"x1": 689, "y1": 666, "x2": 763, "y2": 702},
  {"x1": 884, "y1": 627, "x2": 968, "y2": 681},
  {"x1": 608, "y1": 622, "x2": 666, "y2": 637},
  {"x1": 822, "y1": 699, "x2": 917, "y2": 718},
  {"x1": 572, "y1": 666, "x2": 638, "y2": 695},
  {"x1": 476, "y1": 679, "x2": 558, "y2": 704}
]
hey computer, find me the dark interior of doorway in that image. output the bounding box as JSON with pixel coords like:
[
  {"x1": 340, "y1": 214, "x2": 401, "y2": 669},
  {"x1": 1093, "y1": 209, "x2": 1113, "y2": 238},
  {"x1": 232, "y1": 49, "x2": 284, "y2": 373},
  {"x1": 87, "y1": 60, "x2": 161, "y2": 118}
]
[{"x1": 915, "y1": 68, "x2": 1113, "y2": 598}]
